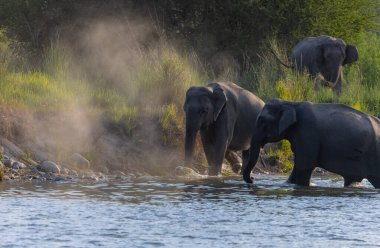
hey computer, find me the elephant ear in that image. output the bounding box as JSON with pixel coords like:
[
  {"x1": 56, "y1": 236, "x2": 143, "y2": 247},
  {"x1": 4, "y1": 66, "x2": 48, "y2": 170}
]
[
  {"x1": 212, "y1": 87, "x2": 227, "y2": 121},
  {"x1": 278, "y1": 106, "x2": 297, "y2": 135},
  {"x1": 343, "y1": 45, "x2": 359, "y2": 65}
]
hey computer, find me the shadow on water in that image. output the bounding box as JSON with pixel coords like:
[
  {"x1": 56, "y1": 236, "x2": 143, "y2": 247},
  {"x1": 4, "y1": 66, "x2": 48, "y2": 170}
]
[{"x1": 0, "y1": 174, "x2": 378, "y2": 204}]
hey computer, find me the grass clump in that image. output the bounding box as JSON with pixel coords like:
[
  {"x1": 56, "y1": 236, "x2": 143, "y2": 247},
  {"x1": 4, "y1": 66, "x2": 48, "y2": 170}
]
[
  {"x1": 0, "y1": 71, "x2": 75, "y2": 111},
  {"x1": 266, "y1": 140, "x2": 294, "y2": 173}
]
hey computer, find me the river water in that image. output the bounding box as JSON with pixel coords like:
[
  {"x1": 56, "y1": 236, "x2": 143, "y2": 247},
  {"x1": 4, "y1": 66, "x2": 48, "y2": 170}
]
[{"x1": 0, "y1": 174, "x2": 379, "y2": 247}]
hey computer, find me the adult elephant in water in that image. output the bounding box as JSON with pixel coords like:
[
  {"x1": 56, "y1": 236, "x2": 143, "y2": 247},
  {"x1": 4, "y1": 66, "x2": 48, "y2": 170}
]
[
  {"x1": 244, "y1": 98, "x2": 380, "y2": 188},
  {"x1": 274, "y1": 35, "x2": 359, "y2": 95},
  {"x1": 184, "y1": 82, "x2": 264, "y2": 176}
]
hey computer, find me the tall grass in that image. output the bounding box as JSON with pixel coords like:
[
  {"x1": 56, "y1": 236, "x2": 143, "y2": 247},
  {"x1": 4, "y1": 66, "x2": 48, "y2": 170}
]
[{"x1": 245, "y1": 36, "x2": 380, "y2": 117}]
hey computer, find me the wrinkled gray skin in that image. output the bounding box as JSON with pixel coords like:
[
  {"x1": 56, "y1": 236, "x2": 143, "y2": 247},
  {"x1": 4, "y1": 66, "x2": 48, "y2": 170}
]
[
  {"x1": 184, "y1": 82, "x2": 264, "y2": 175},
  {"x1": 292, "y1": 35, "x2": 359, "y2": 95},
  {"x1": 244, "y1": 98, "x2": 380, "y2": 188}
]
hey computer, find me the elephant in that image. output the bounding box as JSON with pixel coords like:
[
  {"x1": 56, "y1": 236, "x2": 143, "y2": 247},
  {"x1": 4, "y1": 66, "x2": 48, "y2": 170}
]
[
  {"x1": 273, "y1": 35, "x2": 359, "y2": 95},
  {"x1": 184, "y1": 82, "x2": 264, "y2": 176},
  {"x1": 243, "y1": 98, "x2": 380, "y2": 189}
]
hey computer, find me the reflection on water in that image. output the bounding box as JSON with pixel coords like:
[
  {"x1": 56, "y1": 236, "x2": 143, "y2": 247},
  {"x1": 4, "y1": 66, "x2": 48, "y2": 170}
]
[{"x1": 0, "y1": 175, "x2": 379, "y2": 247}]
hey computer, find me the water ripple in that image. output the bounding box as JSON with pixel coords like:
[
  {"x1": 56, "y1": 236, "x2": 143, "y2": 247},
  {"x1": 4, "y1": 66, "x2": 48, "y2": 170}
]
[{"x1": 0, "y1": 175, "x2": 379, "y2": 247}]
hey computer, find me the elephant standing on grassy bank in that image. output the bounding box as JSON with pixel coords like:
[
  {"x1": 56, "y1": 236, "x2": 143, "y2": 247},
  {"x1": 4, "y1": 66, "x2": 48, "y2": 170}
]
[
  {"x1": 244, "y1": 98, "x2": 380, "y2": 188},
  {"x1": 274, "y1": 35, "x2": 359, "y2": 95},
  {"x1": 184, "y1": 82, "x2": 264, "y2": 175}
]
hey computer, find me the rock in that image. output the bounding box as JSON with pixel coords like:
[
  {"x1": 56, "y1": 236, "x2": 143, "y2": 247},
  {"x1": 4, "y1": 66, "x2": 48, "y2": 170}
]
[
  {"x1": 60, "y1": 167, "x2": 70, "y2": 175},
  {"x1": 230, "y1": 162, "x2": 242, "y2": 174},
  {"x1": 40, "y1": 161, "x2": 60, "y2": 174},
  {"x1": 2, "y1": 175, "x2": 10, "y2": 180},
  {"x1": 12, "y1": 162, "x2": 26, "y2": 170},
  {"x1": 98, "y1": 166, "x2": 109, "y2": 174},
  {"x1": 32, "y1": 150, "x2": 49, "y2": 162},
  {"x1": 4, "y1": 158, "x2": 13, "y2": 168},
  {"x1": 70, "y1": 153, "x2": 90, "y2": 169},
  {"x1": 68, "y1": 169, "x2": 78, "y2": 177},
  {"x1": 0, "y1": 138, "x2": 26, "y2": 158},
  {"x1": 174, "y1": 166, "x2": 206, "y2": 179}
]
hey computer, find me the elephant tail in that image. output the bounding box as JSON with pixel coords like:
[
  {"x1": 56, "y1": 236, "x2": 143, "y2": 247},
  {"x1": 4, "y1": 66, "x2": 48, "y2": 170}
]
[{"x1": 268, "y1": 48, "x2": 294, "y2": 69}]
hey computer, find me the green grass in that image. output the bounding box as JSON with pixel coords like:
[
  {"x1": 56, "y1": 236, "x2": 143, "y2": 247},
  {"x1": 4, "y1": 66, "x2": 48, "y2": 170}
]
[{"x1": 0, "y1": 71, "x2": 75, "y2": 110}]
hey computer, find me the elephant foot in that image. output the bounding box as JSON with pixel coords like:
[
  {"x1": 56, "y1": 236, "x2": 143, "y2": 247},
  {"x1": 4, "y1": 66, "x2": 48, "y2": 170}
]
[
  {"x1": 287, "y1": 168, "x2": 313, "y2": 186},
  {"x1": 243, "y1": 171, "x2": 254, "y2": 184},
  {"x1": 208, "y1": 166, "x2": 221, "y2": 176}
]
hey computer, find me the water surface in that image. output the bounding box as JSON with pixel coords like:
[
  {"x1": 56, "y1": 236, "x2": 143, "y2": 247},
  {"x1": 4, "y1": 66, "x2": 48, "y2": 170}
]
[{"x1": 0, "y1": 175, "x2": 379, "y2": 247}]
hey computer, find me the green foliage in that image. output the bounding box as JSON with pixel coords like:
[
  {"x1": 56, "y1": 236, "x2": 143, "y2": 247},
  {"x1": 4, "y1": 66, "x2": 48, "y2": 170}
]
[
  {"x1": 109, "y1": 105, "x2": 138, "y2": 135},
  {"x1": 0, "y1": 29, "x2": 11, "y2": 71},
  {"x1": 159, "y1": 104, "x2": 178, "y2": 145},
  {"x1": 353, "y1": 32, "x2": 380, "y2": 87},
  {"x1": 267, "y1": 140, "x2": 294, "y2": 173},
  {"x1": 305, "y1": 0, "x2": 378, "y2": 43},
  {"x1": 136, "y1": 48, "x2": 205, "y2": 107},
  {"x1": 0, "y1": 71, "x2": 75, "y2": 110}
]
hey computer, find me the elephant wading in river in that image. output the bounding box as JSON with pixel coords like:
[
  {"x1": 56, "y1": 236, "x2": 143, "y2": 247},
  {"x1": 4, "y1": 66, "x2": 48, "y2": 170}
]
[
  {"x1": 184, "y1": 82, "x2": 264, "y2": 175},
  {"x1": 244, "y1": 98, "x2": 380, "y2": 188}
]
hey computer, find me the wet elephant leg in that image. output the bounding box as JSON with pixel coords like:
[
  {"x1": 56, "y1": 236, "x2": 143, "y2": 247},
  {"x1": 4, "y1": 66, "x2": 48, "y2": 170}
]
[
  {"x1": 200, "y1": 128, "x2": 228, "y2": 176},
  {"x1": 240, "y1": 150, "x2": 250, "y2": 175},
  {"x1": 200, "y1": 131, "x2": 216, "y2": 170},
  {"x1": 344, "y1": 176, "x2": 363, "y2": 187},
  {"x1": 209, "y1": 139, "x2": 228, "y2": 176},
  {"x1": 287, "y1": 149, "x2": 315, "y2": 186},
  {"x1": 225, "y1": 150, "x2": 242, "y2": 173},
  {"x1": 287, "y1": 168, "x2": 314, "y2": 186}
]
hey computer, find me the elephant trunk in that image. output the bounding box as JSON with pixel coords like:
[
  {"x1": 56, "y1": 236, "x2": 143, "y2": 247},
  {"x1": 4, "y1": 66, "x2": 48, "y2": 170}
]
[
  {"x1": 324, "y1": 65, "x2": 342, "y2": 87},
  {"x1": 243, "y1": 132, "x2": 263, "y2": 183},
  {"x1": 184, "y1": 118, "x2": 201, "y2": 167}
]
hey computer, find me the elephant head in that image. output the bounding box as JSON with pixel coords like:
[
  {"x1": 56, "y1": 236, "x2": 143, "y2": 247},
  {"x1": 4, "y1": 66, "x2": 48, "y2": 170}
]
[
  {"x1": 183, "y1": 85, "x2": 227, "y2": 167},
  {"x1": 243, "y1": 99, "x2": 296, "y2": 183},
  {"x1": 318, "y1": 41, "x2": 359, "y2": 85},
  {"x1": 292, "y1": 36, "x2": 359, "y2": 95}
]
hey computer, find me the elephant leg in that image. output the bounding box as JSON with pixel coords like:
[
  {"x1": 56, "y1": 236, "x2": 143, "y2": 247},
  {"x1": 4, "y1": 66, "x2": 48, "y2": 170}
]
[
  {"x1": 287, "y1": 168, "x2": 314, "y2": 186},
  {"x1": 287, "y1": 148, "x2": 316, "y2": 186},
  {"x1": 367, "y1": 176, "x2": 380, "y2": 189},
  {"x1": 225, "y1": 149, "x2": 242, "y2": 174},
  {"x1": 209, "y1": 139, "x2": 228, "y2": 176},
  {"x1": 240, "y1": 150, "x2": 250, "y2": 175},
  {"x1": 332, "y1": 74, "x2": 342, "y2": 95},
  {"x1": 200, "y1": 131, "x2": 216, "y2": 170},
  {"x1": 200, "y1": 129, "x2": 228, "y2": 176},
  {"x1": 344, "y1": 177, "x2": 363, "y2": 187}
]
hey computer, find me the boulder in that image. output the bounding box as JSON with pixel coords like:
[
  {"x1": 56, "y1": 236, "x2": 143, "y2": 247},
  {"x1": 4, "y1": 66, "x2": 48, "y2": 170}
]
[
  {"x1": 69, "y1": 153, "x2": 90, "y2": 169},
  {"x1": 174, "y1": 166, "x2": 206, "y2": 179},
  {"x1": 12, "y1": 161, "x2": 26, "y2": 170},
  {"x1": 4, "y1": 158, "x2": 14, "y2": 168},
  {"x1": 40, "y1": 161, "x2": 60, "y2": 174}
]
